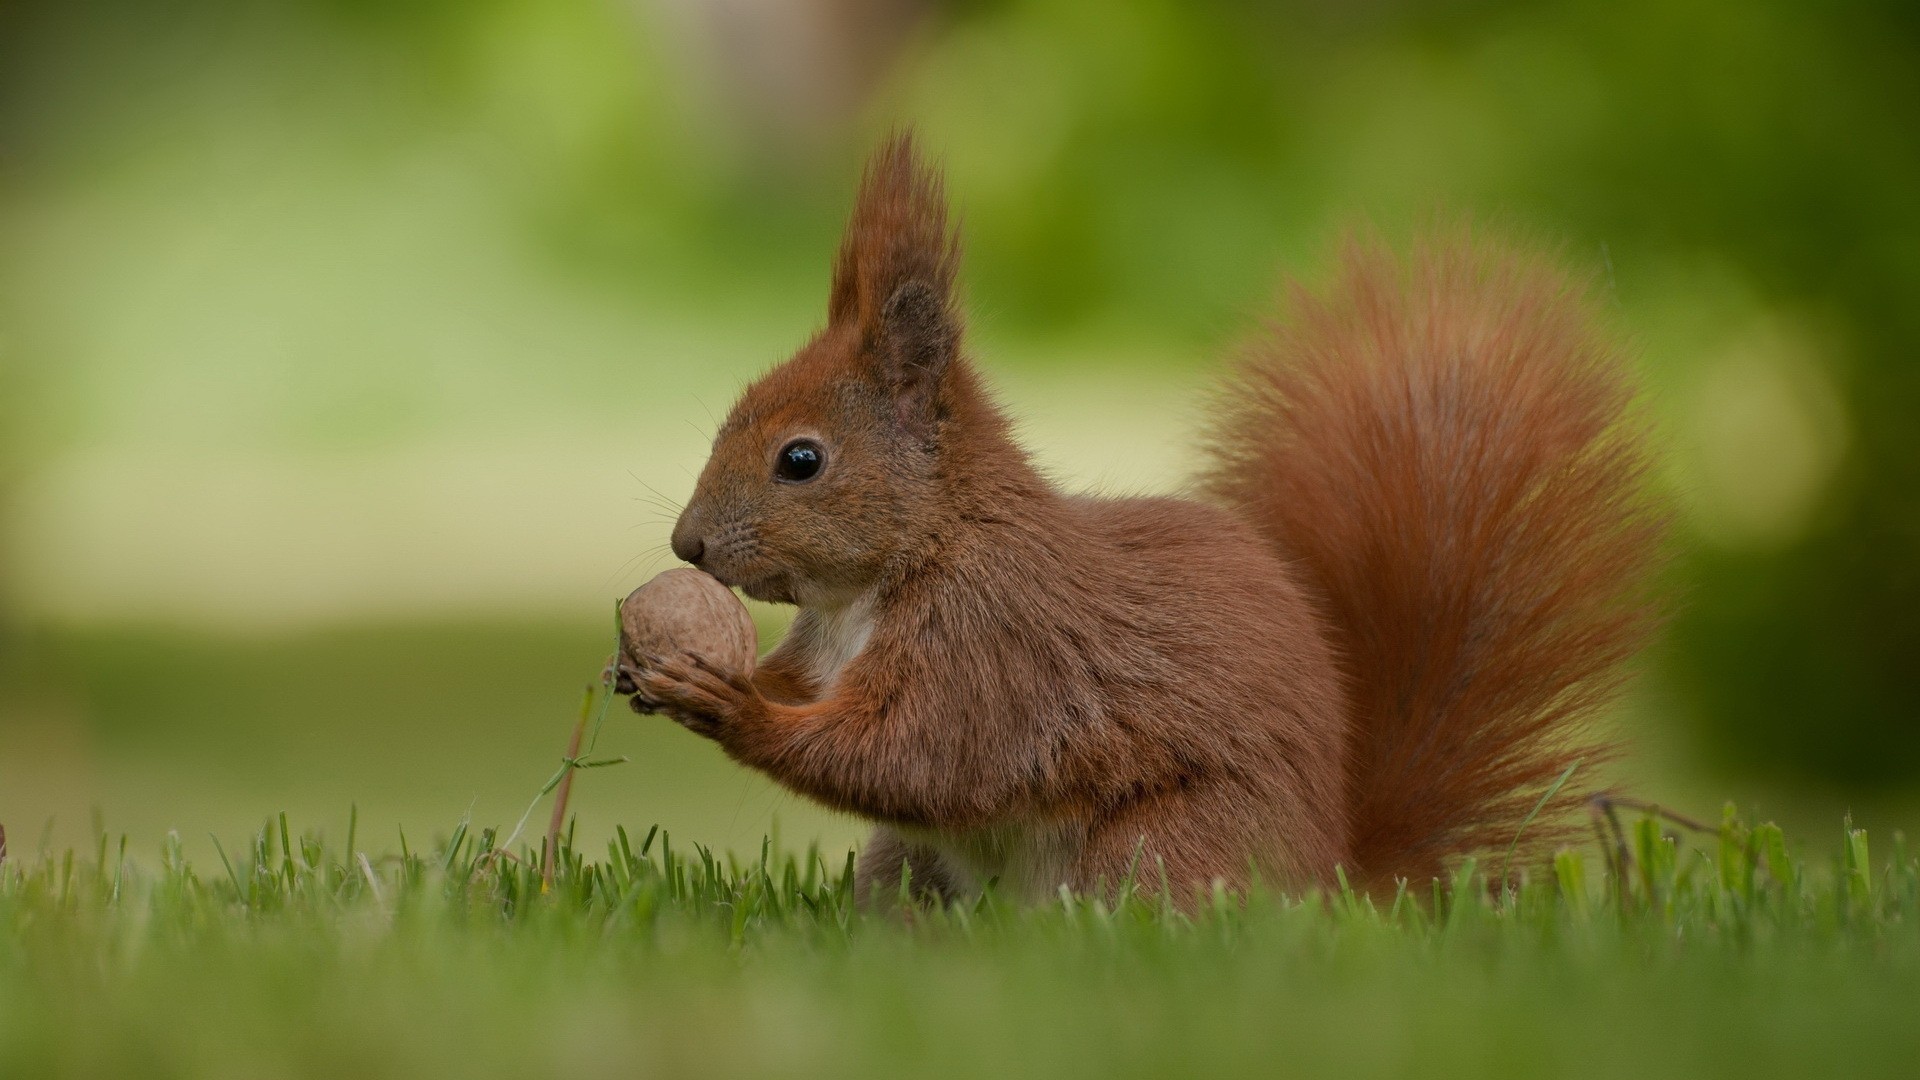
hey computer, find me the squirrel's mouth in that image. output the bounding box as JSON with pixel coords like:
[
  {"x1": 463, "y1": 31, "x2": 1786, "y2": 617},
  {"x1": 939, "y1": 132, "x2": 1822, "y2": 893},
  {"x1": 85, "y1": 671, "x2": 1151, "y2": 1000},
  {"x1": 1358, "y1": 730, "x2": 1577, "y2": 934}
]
[
  {"x1": 738, "y1": 578, "x2": 793, "y2": 606},
  {"x1": 695, "y1": 549, "x2": 795, "y2": 606},
  {"x1": 728, "y1": 571, "x2": 794, "y2": 606}
]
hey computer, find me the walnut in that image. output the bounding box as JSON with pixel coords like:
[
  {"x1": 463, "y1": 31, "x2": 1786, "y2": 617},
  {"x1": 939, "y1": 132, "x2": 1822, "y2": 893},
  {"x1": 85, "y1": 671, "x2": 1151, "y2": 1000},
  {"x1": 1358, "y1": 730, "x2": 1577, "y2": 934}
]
[{"x1": 619, "y1": 568, "x2": 757, "y2": 678}]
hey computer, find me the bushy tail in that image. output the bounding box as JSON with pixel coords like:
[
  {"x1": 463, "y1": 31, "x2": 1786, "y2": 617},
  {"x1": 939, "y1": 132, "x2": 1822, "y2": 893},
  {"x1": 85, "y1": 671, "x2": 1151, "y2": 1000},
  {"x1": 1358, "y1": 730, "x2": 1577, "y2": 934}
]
[{"x1": 1201, "y1": 231, "x2": 1666, "y2": 883}]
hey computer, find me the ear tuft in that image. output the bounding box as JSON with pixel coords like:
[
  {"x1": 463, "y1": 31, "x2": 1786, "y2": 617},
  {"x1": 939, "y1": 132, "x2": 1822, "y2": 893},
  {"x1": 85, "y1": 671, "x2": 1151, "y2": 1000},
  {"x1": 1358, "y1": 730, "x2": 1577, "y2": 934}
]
[
  {"x1": 828, "y1": 129, "x2": 961, "y2": 334},
  {"x1": 828, "y1": 129, "x2": 963, "y2": 444}
]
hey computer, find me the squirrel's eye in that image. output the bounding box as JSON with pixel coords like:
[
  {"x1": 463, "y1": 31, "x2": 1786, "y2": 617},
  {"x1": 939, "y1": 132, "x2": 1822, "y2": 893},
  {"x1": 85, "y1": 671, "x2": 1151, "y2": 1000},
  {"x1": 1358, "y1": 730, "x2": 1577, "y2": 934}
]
[{"x1": 774, "y1": 439, "x2": 825, "y2": 483}]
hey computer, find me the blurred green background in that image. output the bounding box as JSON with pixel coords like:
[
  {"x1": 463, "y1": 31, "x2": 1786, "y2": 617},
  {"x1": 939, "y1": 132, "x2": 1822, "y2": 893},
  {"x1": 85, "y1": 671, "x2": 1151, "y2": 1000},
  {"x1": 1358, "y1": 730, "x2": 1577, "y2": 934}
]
[{"x1": 1, "y1": 0, "x2": 1916, "y2": 861}]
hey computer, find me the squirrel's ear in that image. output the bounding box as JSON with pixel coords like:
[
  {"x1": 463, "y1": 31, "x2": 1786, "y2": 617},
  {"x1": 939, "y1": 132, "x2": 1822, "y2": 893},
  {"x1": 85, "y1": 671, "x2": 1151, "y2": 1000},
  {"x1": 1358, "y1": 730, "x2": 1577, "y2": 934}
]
[
  {"x1": 875, "y1": 279, "x2": 957, "y2": 442},
  {"x1": 828, "y1": 131, "x2": 963, "y2": 442}
]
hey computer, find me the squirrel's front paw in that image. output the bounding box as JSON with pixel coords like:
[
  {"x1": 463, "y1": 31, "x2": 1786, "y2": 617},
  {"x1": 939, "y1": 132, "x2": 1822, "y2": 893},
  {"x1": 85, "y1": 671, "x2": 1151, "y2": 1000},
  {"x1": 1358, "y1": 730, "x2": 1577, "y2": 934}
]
[{"x1": 621, "y1": 652, "x2": 757, "y2": 738}]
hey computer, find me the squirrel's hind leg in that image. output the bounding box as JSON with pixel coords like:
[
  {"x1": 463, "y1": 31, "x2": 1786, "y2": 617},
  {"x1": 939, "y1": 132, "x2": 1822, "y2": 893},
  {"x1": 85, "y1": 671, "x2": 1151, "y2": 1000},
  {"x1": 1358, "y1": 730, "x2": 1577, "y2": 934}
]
[{"x1": 855, "y1": 827, "x2": 962, "y2": 910}]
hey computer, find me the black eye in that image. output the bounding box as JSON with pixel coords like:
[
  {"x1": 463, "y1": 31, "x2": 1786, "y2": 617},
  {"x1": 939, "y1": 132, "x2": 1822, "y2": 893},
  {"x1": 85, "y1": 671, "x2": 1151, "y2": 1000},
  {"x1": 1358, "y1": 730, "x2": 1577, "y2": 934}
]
[{"x1": 774, "y1": 439, "x2": 824, "y2": 483}]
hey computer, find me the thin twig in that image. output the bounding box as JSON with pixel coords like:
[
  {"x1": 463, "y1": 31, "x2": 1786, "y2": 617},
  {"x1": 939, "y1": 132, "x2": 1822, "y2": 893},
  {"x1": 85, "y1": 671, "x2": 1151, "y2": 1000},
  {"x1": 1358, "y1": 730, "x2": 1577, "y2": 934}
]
[
  {"x1": 1592, "y1": 795, "x2": 1711, "y2": 835},
  {"x1": 543, "y1": 687, "x2": 595, "y2": 891},
  {"x1": 476, "y1": 619, "x2": 637, "y2": 892},
  {"x1": 1589, "y1": 793, "x2": 1632, "y2": 912}
]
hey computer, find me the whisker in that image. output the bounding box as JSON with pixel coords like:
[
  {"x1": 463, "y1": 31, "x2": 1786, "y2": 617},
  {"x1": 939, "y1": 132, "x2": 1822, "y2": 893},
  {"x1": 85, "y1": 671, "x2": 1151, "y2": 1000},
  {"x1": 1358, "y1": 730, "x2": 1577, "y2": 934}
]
[
  {"x1": 692, "y1": 395, "x2": 720, "y2": 432},
  {"x1": 604, "y1": 542, "x2": 674, "y2": 590},
  {"x1": 627, "y1": 471, "x2": 687, "y2": 515}
]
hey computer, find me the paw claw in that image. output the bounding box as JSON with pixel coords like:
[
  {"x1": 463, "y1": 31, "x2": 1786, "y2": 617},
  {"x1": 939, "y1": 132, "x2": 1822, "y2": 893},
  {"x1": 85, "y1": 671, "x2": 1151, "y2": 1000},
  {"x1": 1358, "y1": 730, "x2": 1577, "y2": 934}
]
[
  {"x1": 621, "y1": 649, "x2": 759, "y2": 741},
  {"x1": 685, "y1": 651, "x2": 755, "y2": 693}
]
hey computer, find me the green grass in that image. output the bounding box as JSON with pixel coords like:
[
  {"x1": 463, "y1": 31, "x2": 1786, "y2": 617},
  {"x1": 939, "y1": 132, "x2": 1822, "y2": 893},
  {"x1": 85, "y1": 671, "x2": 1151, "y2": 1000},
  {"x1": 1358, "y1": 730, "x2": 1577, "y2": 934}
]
[{"x1": 2, "y1": 804, "x2": 1916, "y2": 1080}]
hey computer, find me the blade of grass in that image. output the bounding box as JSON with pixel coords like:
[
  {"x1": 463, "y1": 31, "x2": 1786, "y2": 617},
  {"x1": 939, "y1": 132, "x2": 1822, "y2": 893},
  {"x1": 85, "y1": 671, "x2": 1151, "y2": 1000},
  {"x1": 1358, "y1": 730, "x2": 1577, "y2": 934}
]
[
  {"x1": 211, "y1": 835, "x2": 245, "y2": 901},
  {"x1": 1500, "y1": 759, "x2": 1581, "y2": 895}
]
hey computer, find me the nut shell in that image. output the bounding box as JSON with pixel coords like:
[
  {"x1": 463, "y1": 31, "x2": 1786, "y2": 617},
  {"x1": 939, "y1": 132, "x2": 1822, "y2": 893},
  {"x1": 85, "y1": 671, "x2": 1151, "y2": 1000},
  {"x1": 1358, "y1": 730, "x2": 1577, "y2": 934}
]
[{"x1": 619, "y1": 568, "x2": 758, "y2": 677}]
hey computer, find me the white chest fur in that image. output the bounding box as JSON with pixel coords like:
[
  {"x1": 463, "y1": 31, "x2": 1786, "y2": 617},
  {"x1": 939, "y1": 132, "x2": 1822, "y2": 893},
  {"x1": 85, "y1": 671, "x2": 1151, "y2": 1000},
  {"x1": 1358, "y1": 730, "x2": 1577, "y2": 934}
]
[{"x1": 799, "y1": 592, "x2": 877, "y2": 691}]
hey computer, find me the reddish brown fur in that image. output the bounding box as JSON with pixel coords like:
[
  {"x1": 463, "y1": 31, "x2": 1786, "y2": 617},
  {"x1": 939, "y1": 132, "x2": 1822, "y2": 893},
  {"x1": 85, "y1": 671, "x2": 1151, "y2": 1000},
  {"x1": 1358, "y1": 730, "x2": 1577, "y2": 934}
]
[
  {"x1": 1201, "y1": 234, "x2": 1666, "y2": 882},
  {"x1": 625, "y1": 132, "x2": 1663, "y2": 903}
]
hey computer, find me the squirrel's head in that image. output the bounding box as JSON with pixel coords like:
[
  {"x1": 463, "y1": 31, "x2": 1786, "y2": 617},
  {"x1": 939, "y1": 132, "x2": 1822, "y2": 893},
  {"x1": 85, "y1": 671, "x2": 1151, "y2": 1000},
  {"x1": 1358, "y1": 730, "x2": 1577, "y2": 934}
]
[{"x1": 671, "y1": 132, "x2": 977, "y2": 608}]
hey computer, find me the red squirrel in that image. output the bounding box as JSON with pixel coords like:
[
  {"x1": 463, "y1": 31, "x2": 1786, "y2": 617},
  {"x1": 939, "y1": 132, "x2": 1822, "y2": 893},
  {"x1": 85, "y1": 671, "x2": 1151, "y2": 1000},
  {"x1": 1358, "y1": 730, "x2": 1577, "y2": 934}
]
[{"x1": 619, "y1": 132, "x2": 1664, "y2": 904}]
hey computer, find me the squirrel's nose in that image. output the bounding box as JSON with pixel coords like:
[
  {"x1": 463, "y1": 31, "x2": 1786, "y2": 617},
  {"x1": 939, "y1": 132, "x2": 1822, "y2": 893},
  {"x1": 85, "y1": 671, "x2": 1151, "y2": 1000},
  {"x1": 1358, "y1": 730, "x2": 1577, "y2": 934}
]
[{"x1": 672, "y1": 532, "x2": 706, "y2": 566}]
